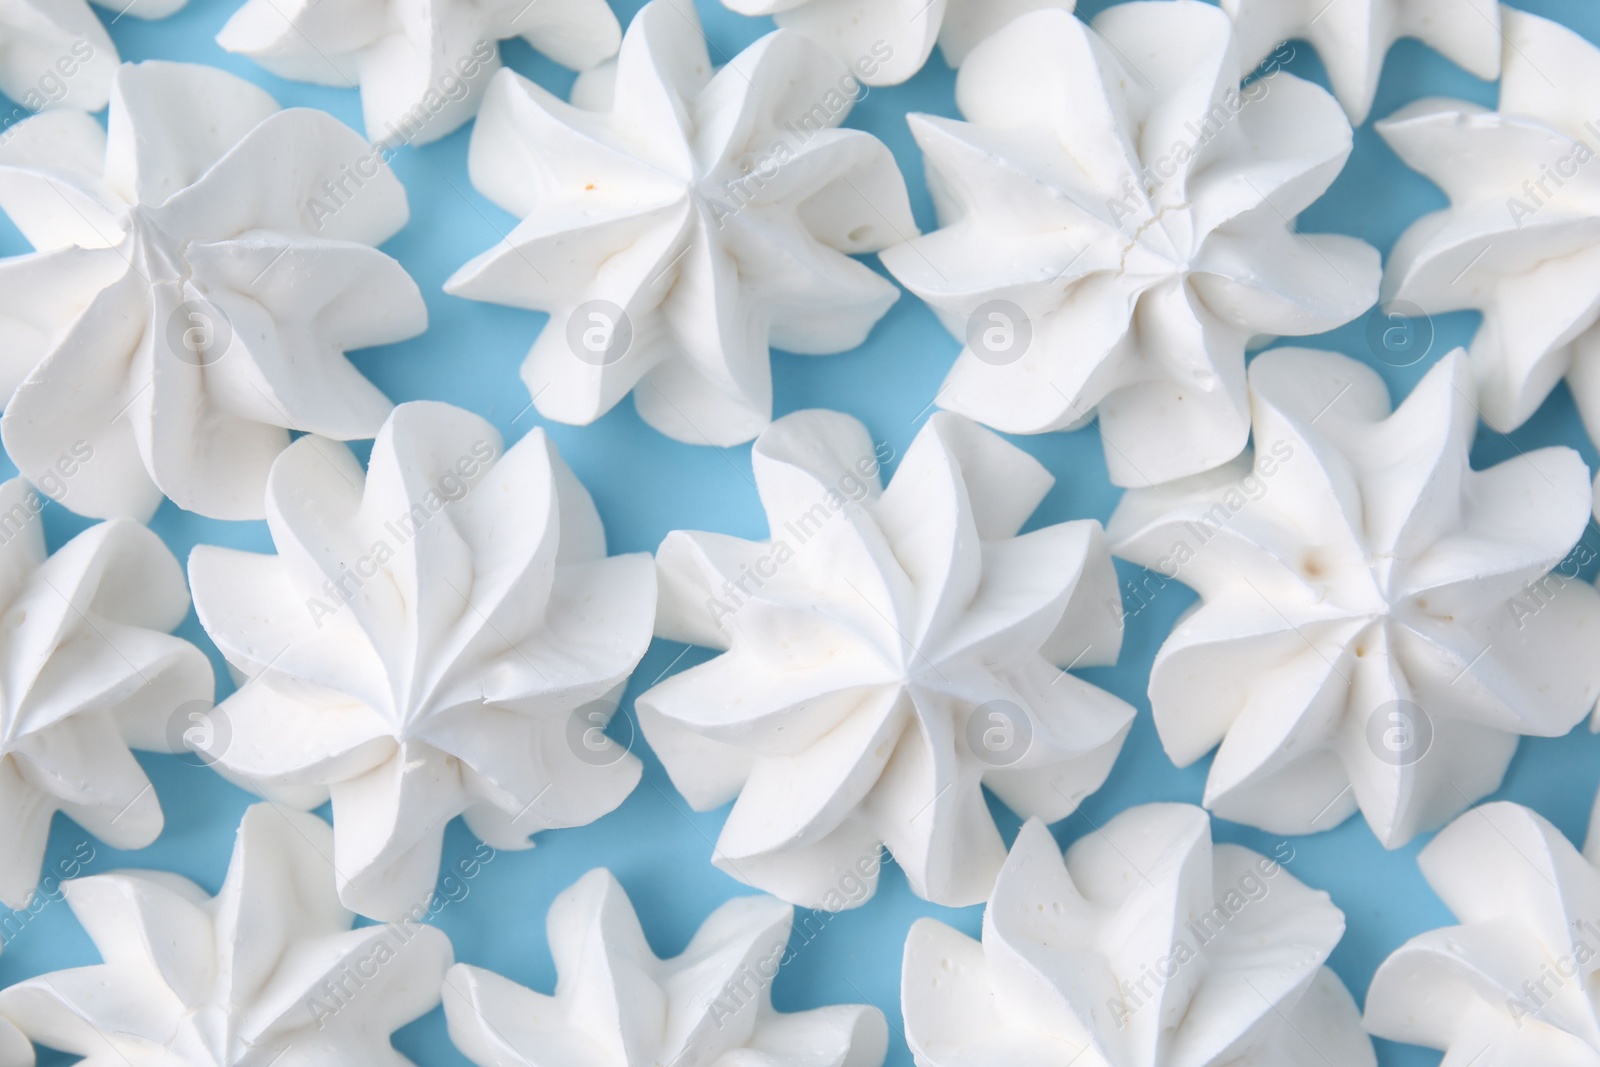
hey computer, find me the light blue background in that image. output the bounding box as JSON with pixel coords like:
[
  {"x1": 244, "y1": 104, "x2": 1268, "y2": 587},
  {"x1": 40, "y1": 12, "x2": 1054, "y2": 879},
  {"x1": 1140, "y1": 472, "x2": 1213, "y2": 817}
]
[{"x1": 1, "y1": 1, "x2": 1597, "y2": 1064}]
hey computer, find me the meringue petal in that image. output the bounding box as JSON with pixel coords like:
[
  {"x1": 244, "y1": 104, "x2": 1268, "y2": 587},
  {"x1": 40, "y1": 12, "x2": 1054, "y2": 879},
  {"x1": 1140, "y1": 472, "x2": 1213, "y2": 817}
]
[
  {"x1": 0, "y1": 0, "x2": 116, "y2": 112},
  {"x1": 103, "y1": 61, "x2": 279, "y2": 207},
  {"x1": 766, "y1": 0, "x2": 938, "y2": 87}
]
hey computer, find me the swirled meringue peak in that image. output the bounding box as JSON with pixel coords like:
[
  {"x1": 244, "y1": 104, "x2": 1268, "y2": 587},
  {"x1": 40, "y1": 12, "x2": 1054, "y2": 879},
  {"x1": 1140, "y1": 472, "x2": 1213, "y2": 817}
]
[
  {"x1": 187, "y1": 401, "x2": 657, "y2": 921},
  {"x1": 718, "y1": 0, "x2": 1076, "y2": 86},
  {"x1": 0, "y1": 61, "x2": 426, "y2": 522},
  {"x1": 1379, "y1": 8, "x2": 1600, "y2": 445},
  {"x1": 881, "y1": 1, "x2": 1380, "y2": 488},
  {"x1": 0, "y1": 802, "x2": 453, "y2": 1066},
  {"x1": 1366, "y1": 793, "x2": 1600, "y2": 1063},
  {"x1": 1110, "y1": 347, "x2": 1600, "y2": 848},
  {"x1": 637, "y1": 409, "x2": 1134, "y2": 910},
  {"x1": 444, "y1": 0, "x2": 916, "y2": 448},
  {"x1": 0, "y1": 475, "x2": 212, "y2": 912},
  {"x1": 903, "y1": 810, "x2": 1374, "y2": 1067},
  {"x1": 217, "y1": 0, "x2": 618, "y2": 146},
  {"x1": 1220, "y1": 0, "x2": 1501, "y2": 125},
  {"x1": 444, "y1": 868, "x2": 889, "y2": 1067}
]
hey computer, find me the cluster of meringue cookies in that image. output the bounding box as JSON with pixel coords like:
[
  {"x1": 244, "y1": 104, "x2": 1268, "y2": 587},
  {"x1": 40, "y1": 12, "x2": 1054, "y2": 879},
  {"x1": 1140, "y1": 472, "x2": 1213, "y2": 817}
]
[{"x1": 0, "y1": 0, "x2": 1599, "y2": 1063}]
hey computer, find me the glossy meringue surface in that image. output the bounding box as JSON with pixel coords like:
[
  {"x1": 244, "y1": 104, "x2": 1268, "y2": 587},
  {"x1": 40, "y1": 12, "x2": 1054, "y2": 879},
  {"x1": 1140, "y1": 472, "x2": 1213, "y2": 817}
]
[{"x1": 3, "y1": 3, "x2": 1600, "y2": 1067}]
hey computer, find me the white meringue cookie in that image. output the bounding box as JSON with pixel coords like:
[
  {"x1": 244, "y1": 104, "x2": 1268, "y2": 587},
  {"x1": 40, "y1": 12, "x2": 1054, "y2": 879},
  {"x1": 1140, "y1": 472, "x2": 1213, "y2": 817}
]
[
  {"x1": 1366, "y1": 794, "x2": 1600, "y2": 1063},
  {"x1": 903, "y1": 810, "x2": 1375, "y2": 1067},
  {"x1": 0, "y1": 802, "x2": 453, "y2": 1066},
  {"x1": 1220, "y1": 0, "x2": 1501, "y2": 125},
  {"x1": 444, "y1": 0, "x2": 916, "y2": 448},
  {"x1": 0, "y1": 61, "x2": 426, "y2": 522},
  {"x1": 444, "y1": 868, "x2": 888, "y2": 1067},
  {"x1": 216, "y1": 0, "x2": 618, "y2": 147},
  {"x1": 0, "y1": 475, "x2": 212, "y2": 912},
  {"x1": 0, "y1": 3, "x2": 115, "y2": 115},
  {"x1": 188, "y1": 401, "x2": 657, "y2": 922},
  {"x1": 880, "y1": 1, "x2": 1381, "y2": 488},
  {"x1": 1109, "y1": 347, "x2": 1600, "y2": 848},
  {"x1": 637, "y1": 409, "x2": 1133, "y2": 910},
  {"x1": 1379, "y1": 8, "x2": 1600, "y2": 445},
  {"x1": 719, "y1": 0, "x2": 1077, "y2": 86}
]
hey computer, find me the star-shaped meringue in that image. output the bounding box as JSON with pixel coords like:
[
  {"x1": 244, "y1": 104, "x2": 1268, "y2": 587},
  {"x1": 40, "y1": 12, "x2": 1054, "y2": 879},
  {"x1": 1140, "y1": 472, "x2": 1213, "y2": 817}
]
[
  {"x1": 881, "y1": 1, "x2": 1380, "y2": 488},
  {"x1": 719, "y1": 0, "x2": 1077, "y2": 86},
  {"x1": 1379, "y1": 7, "x2": 1600, "y2": 445},
  {"x1": 637, "y1": 409, "x2": 1134, "y2": 909},
  {"x1": 216, "y1": 0, "x2": 618, "y2": 146},
  {"x1": 445, "y1": 0, "x2": 916, "y2": 448},
  {"x1": 444, "y1": 868, "x2": 888, "y2": 1067},
  {"x1": 1367, "y1": 793, "x2": 1600, "y2": 1063},
  {"x1": 0, "y1": 61, "x2": 426, "y2": 522},
  {"x1": 0, "y1": 475, "x2": 212, "y2": 911},
  {"x1": 1109, "y1": 347, "x2": 1600, "y2": 848},
  {"x1": 0, "y1": 802, "x2": 453, "y2": 1066},
  {"x1": 1220, "y1": 0, "x2": 1501, "y2": 125},
  {"x1": 904, "y1": 811, "x2": 1375, "y2": 1067},
  {"x1": 188, "y1": 401, "x2": 657, "y2": 921}
]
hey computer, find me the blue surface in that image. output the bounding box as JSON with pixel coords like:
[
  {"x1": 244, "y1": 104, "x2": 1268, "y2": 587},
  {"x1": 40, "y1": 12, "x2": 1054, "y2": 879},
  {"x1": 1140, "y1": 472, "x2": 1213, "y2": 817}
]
[{"x1": 2, "y1": 1, "x2": 1599, "y2": 1064}]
